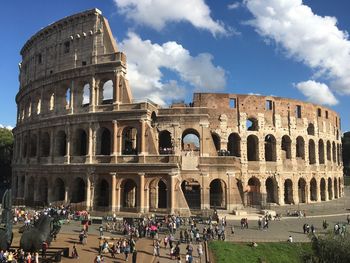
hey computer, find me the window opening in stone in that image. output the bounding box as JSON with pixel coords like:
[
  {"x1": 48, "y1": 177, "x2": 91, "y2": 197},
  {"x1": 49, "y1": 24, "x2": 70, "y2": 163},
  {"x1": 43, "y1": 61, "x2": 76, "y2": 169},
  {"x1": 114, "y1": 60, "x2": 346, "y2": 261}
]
[
  {"x1": 309, "y1": 139, "x2": 316, "y2": 164},
  {"x1": 82, "y1": 61, "x2": 87, "y2": 66},
  {"x1": 75, "y1": 129, "x2": 87, "y2": 156},
  {"x1": 229, "y1": 98, "x2": 236, "y2": 108},
  {"x1": 53, "y1": 178, "x2": 65, "y2": 202},
  {"x1": 37, "y1": 53, "x2": 42, "y2": 64},
  {"x1": 328, "y1": 178, "x2": 333, "y2": 200},
  {"x1": 97, "y1": 179, "x2": 109, "y2": 207},
  {"x1": 295, "y1": 105, "x2": 302, "y2": 118},
  {"x1": 182, "y1": 129, "x2": 200, "y2": 153},
  {"x1": 29, "y1": 134, "x2": 37, "y2": 157},
  {"x1": 265, "y1": 177, "x2": 278, "y2": 203},
  {"x1": 298, "y1": 178, "x2": 306, "y2": 203},
  {"x1": 71, "y1": 177, "x2": 85, "y2": 203},
  {"x1": 284, "y1": 179, "x2": 293, "y2": 204},
  {"x1": 82, "y1": 83, "x2": 90, "y2": 106},
  {"x1": 122, "y1": 179, "x2": 137, "y2": 208},
  {"x1": 122, "y1": 127, "x2": 138, "y2": 155},
  {"x1": 211, "y1": 133, "x2": 221, "y2": 153},
  {"x1": 318, "y1": 139, "x2": 325, "y2": 164},
  {"x1": 320, "y1": 178, "x2": 326, "y2": 201},
  {"x1": 325, "y1": 110, "x2": 328, "y2": 119},
  {"x1": 26, "y1": 177, "x2": 35, "y2": 205},
  {"x1": 264, "y1": 134, "x2": 276, "y2": 162},
  {"x1": 56, "y1": 130, "x2": 67, "y2": 157},
  {"x1": 246, "y1": 118, "x2": 258, "y2": 131},
  {"x1": 38, "y1": 178, "x2": 48, "y2": 205},
  {"x1": 64, "y1": 41, "x2": 70, "y2": 53},
  {"x1": 41, "y1": 132, "x2": 50, "y2": 157},
  {"x1": 159, "y1": 130, "x2": 173, "y2": 154},
  {"x1": 296, "y1": 136, "x2": 305, "y2": 159},
  {"x1": 209, "y1": 179, "x2": 226, "y2": 209},
  {"x1": 37, "y1": 98, "x2": 41, "y2": 114},
  {"x1": 247, "y1": 177, "x2": 261, "y2": 206},
  {"x1": 49, "y1": 93, "x2": 55, "y2": 111},
  {"x1": 307, "y1": 123, "x2": 315, "y2": 136},
  {"x1": 157, "y1": 180, "x2": 167, "y2": 209},
  {"x1": 65, "y1": 88, "x2": 71, "y2": 109},
  {"x1": 310, "y1": 178, "x2": 317, "y2": 201},
  {"x1": 100, "y1": 128, "x2": 111, "y2": 155},
  {"x1": 332, "y1": 142, "x2": 336, "y2": 163},
  {"x1": 102, "y1": 80, "x2": 113, "y2": 104},
  {"x1": 281, "y1": 135, "x2": 291, "y2": 160},
  {"x1": 317, "y1": 108, "x2": 321, "y2": 117},
  {"x1": 247, "y1": 135, "x2": 259, "y2": 161},
  {"x1": 181, "y1": 179, "x2": 201, "y2": 209},
  {"x1": 227, "y1": 133, "x2": 241, "y2": 157},
  {"x1": 265, "y1": 100, "x2": 273, "y2": 110},
  {"x1": 326, "y1": 141, "x2": 331, "y2": 161}
]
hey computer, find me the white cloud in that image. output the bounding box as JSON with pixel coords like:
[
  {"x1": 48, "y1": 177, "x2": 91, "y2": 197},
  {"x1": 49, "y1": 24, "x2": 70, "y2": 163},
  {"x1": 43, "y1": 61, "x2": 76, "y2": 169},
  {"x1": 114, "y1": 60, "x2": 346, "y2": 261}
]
[
  {"x1": 245, "y1": 0, "x2": 350, "y2": 104},
  {"x1": 120, "y1": 32, "x2": 226, "y2": 105},
  {"x1": 114, "y1": 0, "x2": 228, "y2": 36},
  {"x1": 0, "y1": 124, "x2": 13, "y2": 130},
  {"x1": 295, "y1": 80, "x2": 338, "y2": 106},
  {"x1": 228, "y1": 2, "x2": 241, "y2": 10}
]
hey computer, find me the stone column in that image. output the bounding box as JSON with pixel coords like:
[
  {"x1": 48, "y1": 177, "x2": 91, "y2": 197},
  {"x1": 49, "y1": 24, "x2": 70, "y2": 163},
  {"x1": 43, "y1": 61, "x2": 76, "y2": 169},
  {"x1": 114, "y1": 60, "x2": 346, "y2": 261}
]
[
  {"x1": 169, "y1": 173, "x2": 177, "y2": 214},
  {"x1": 88, "y1": 123, "x2": 94, "y2": 164},
  {"x1": 66, "y1": 126, "x2": 71, "y2": 164},
  {"x1": 112, "y1": 120, "x2": 118, "y2": 162},
  {"x1": 114, "y1": 72, "x2": 120, "y2": 104},
  {"x1": 201, "y1": 172, "x2": 209, "y2": 210},
  {"x1": 64, "y1": 186, "x2": 70, "y2": 203},
  {"x1": 139, "y1": 120, "x2": 146, "y2": 155},
  {"x1": 139, "y1": 173, "x2": 145, "y2": 213},
  {"x1": 115, "y1": 180, "x2": 121, "y2": 212},
  {"x1": 50, "y1": 129, "x2": 54, "y2": 163},
  {"x1": 316, "y1": 178, "x2": 321, "y2": 202},
  {"x1": 324, "y1": 179, "x2": 329, "y2": 201},
  {"x1": 111, "y1": 172, "x2": 117, "y2": 211},
  {"x1": 226, "y1": 172, "x2": 235, "y2": 212},
  {"x1": 90, "y1": 76, "x2": 96, "y2": 112},
  {"x1": 70, "y1": 80, "x2": 74, "y2": 114},
  {"x1": 292, "y1": 178, "x2": 299, "y2": 204},
  {"x1": 277, "y1": 178, "x2": 284, "y2": 205}
]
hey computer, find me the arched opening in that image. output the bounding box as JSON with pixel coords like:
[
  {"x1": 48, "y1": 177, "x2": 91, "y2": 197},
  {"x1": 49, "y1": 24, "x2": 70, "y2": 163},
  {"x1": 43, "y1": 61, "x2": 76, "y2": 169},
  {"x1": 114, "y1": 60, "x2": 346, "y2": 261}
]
[
  {"x1": 38, "y1": 178, "x2": 48, "y2": 205},
  {"x1": 182, "y1": 129, "x2": 200, "y2": 152},
  {"x1": 265, "y1": 134, "x2": 276, "y2": 161},
  {"x1": 334, "y1": 178, "x2": 338, "y2": 198},
  {"x1": 284, "y1": 179, "x2": 293, "y2": 204},
  {"x1": 55, "y1": 131, "x2": 67, "y2": 156},
  {"x1": 337, "y1": 144, "x2": 341, "y2": 165},
  {"x1": 247, "y1": 177, "x2": 261, "y2": 206},
  {"x1": 320, "y1": 178, "x2": 326, "y2": 201},
  {"x1": 281, "y1": 135, "x2": 292, "y2": 160},
  {"x1": 227, "y1": 133, "x2": 241, "y2": 157},
  {"x1": 53, "y1": 178, "x2": 65, "y2": 202},
  {"x1": 99, "y1": 128, "x2": 111, "y2": 155},
  {"x1": 71, "y1": 177, "x2": 86, "y2": 203},
  {"x1": 265, "y1": 177, "x2": 278, "y2": 203},
  {"x1": 296, "y1": 136, "x2": 305, "y2": 159},
  {"x1": 298, "y1": 178, "x2": 306, "y2": 203},
  {"x1": 122, "y1": 127, "x2": 138, "y2": 155},
  {"x1": 82, "y1": 83, "x2": 90, "y2": 106},
  {"x1": 122, "y1": 179, "x2": 137, "y2": 208},
  {"x1": 75, "y1": 129, "x2": 87, "y2": 156},
  {"x1": 332, "y1": 142, "x2": 336, "y2": 163},
  {"x1": 338, "y1": 177, "x2": 342, "y2": 197},
  {"x1": 310, "y1": 178, "x2": 317, "y2": 201},
  {"x1": 159, "y1": 130, "x2": 173, "y2": 154},
  {"x1": 158, "y1": 180, "x2": 167, "y2": 209},
  {"x1": 181, "y1": 179, "x2": 201, "y2": 209},
  {"x1": 22, "y1": 136, "x2": 28, "y2": 158},
  {"x1": 328, "y1": 178, "x2": 333, "y2": 200},
  {"x1": 307, "y1": 123, "x2": 315, "y2": 136},
  {"x1": 211, "y1": 133, "x2": 221, "y2": 152},
  {"x1": 309, "y1": 139, "x2": 316, "y2": 164},
  {"x1": 246, "y1": 118, "x2": 258, "y2": 131},
  {"x1": 151, "y1": 112, "x2": 157, "y2": 128},
  {"x1": 318, "y1": 139, "x2": 325, "y2": 164},
  {"x1": 26, "y1": 177, "x2": 35, "y2": 205},
  {"x1": 29, "y1": 134, "x2": 37, "y2": 157},
  {"x1": 247, "y1": 135, "x2": 259, "y2": 161},
  {"x1": 209, "y1": 179, "x2": 226, "y2": 209},
  {"x1": 40, "y1": 132, "x2": 50, "y2": 157},
  {"x1": 65, "y1": 88, "x2": 71, "y2": 108},
  {"x1": 102, "y1": 80, "x2": 113, "y2": 104},
  {"x1": 97, "y1": 179, "x2": 109, "y2": 207},
  {"x1": 49, "y1": 93, "x2": 55, "y2": 111},
  {"x1": 326, "y1": 141, "x2": 331, "y2": 161}
]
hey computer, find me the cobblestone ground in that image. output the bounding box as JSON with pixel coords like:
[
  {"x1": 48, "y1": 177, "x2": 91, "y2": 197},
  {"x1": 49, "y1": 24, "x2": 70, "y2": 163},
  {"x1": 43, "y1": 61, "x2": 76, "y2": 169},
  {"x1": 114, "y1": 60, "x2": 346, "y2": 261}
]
[{"x1": 9, "y1": 187, "x2": 350, "y2": 262}]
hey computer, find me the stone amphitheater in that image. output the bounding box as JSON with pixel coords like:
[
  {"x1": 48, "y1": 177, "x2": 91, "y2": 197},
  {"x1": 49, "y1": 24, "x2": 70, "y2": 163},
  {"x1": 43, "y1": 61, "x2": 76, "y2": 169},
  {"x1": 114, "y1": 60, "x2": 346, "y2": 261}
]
[{"x1": 12, "y1": 9, "x2": 344, "y2": 215}]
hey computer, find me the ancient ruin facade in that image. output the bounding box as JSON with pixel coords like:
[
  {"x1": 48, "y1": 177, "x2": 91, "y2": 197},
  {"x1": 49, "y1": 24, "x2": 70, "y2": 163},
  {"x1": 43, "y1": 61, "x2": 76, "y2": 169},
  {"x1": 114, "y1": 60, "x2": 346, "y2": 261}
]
[{"x1": 12, "y1": 9, "x2": 344, "y2": 214}]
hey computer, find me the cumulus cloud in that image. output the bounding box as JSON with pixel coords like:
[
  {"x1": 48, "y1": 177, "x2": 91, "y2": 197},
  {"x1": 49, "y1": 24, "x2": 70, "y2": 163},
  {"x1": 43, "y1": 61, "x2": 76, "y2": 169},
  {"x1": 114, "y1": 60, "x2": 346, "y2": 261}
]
[
  {"x1": 245, "y1": 0, "x2": 350, "y2": 104},
  {"x1": 295, "y1": 80, "x2": 338, "y2": 105},
  {"x1": 228, "y1": 2, "x2": 241, "y2": 10},
  {"x1": 120, "y1": 32, "x2": 226, "y2": 105},
  {"x1": 114, "y1": 0, "x2": 228, "y2": 36}
]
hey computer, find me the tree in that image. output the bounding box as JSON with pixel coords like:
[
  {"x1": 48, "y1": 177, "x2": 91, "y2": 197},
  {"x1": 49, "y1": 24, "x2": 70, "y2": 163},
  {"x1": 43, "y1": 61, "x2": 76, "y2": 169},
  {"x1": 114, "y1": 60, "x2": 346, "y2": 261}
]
[{"x1": 0, "y1": 128, "x2": 14, "y2": 198}]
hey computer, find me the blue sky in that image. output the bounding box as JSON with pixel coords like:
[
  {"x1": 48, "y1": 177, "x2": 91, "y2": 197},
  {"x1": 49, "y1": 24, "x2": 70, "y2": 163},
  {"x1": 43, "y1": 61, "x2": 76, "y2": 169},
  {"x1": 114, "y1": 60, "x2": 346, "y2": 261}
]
[{"x1": 1, "y1": 0, "x2": 350, "y2": 132}]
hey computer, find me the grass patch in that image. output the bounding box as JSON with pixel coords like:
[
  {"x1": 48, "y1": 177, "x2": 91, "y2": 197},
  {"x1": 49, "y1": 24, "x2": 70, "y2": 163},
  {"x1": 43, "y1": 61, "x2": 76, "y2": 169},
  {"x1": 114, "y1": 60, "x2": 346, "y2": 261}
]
[{"x1": 209, "y1": 241, "x2": 312, "y2": 263}]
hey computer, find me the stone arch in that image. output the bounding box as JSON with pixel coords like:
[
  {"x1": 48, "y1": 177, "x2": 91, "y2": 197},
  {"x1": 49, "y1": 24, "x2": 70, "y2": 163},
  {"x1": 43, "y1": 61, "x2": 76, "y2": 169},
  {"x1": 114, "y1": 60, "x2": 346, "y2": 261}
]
[
  {"x1": 49, "y1": 93, "x2": 55, "y2": 111},
  {"x1": 211, "y1": 133, "x2": 221, "y2": 152},
  {"x1": 29, "y1": 134, "x2": 37, "y2": 157},
  {"x1": 247, "y1": 135, "x2": 259, "y2": 161},
  {"x1": 332, "y1": 142, "x2": 336, "y2": 163},
  {"x1": 182, "y1": 129, "x2": 200, "y2": 152},
  {"x1": 151, "y1": 112, "x2": 157, "y2": 128},
  {"x1": 284, "y1": 179, "x2": 293, "y2": 204},
  {"x1": 98, "y1": 128, "x2": 111, "y2": 155},
  {"x1": 281, "y1": 135, "x2": 292, "y2": 160},
  {"x1": 334, "y1": 178, "x2": 338, "y2": 198},
  {"x1": 328, "y1": 178, "x2": 333, "y2": 200},
  {"x1": 96, "y1": 179, "x2": 109, "y2": 207},
  {"x1": 22, "y1": 135, "x2": 28, "y2": 158},
  {"x1": 309, "y1": 139, "x2": 316, "y2": 164},
  {"x1": 209, "y1": 179, "x2": 226, "y2": 209},
  {"x1": 320, "y1": 178, "x2": 326, "y2": 201},
  {"x1": 38, "y1": 178, "x2": 48, "y2": 205},
  {"x1": 246, "y1": 117, "x2": 258, "y2": 131},
  {"x1": 70, "y1": 177, "x2": 86, "y2": 203},
  {"x1": 227, "y1": 133, "x2": 241, "y2": 157},
  {"x1": 310, "y1": 178, "x2": 317, "y2": 201},
  {"x1": 101, "y1": 80, "x2": 113, "y2": 104},
  {"x1": 55, "y1": 130, "x2": 67, "y2": 156},
  {"x1": 74, "y1": 129, "x2": 88, "y2": 156},
  {"x1": 326, "y1": 141, "x2": 331, "y2": 161},
  {"x1": 265, "y1": 177, "x2": 278, "y2": 203},
  {"x1": 65, "y1": 88, "x2": 71, "y2": 109},
  {"x1": 247, "y1": 177, "x2": 261, "y2": 206},
  {"x1": 307, "y1": 123, "x2": 315, "y2": 136},
  {"x1": 149, "y1": 179, "x2": 167, "y2": 210},
  {"x1": 339, "y1": 177, "x2": 342, "y2": 197},
  {"x1": 82, "y1": 83, "x2": 91, "y2": 106},
  {"x1": 318, "y1": 139, "x2": 325, "y2": 164},
  {"x1": 265, "y1": 134, "x2": 276, "y2": 161},
  {"x1": 181, "y1": 179, "x2": 201, "y2": 209},
  {"x1": 53, "y1": 178, "x2": 65, "y2": 202},
  {"x1": 298, "y1": 178, "x2": 306, "y2": 203},
  {"x1": 159, "y1": 130, "x2": 173, "y2": 154},
  {"x1": 121, "y1": 179, "x2": 137, "y2": 208},
  {"x1": 296, "y1": 136, "x2": 305, "y2": 159},
  {"x1": 26, "y1": 177, "x2": 35, "y2": 205},
  {"x1": 40, "y1": 132, "x2": 50, "y2": 157},
  {"x1": 122, "y1": 126, "x2": 138, "y2": 155}
]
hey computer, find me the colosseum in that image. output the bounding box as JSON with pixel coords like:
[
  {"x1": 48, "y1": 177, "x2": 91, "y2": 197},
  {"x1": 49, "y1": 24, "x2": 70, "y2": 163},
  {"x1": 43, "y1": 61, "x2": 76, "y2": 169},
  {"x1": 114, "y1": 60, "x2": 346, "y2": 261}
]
[{"x1": 12, "y1": 9, "x2": 344, "y2": 215}]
